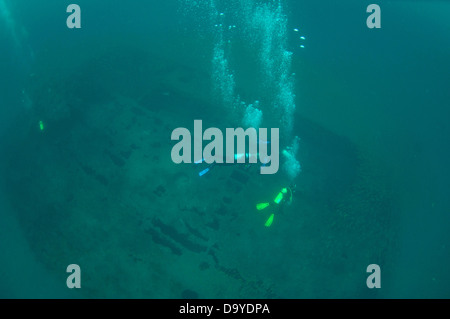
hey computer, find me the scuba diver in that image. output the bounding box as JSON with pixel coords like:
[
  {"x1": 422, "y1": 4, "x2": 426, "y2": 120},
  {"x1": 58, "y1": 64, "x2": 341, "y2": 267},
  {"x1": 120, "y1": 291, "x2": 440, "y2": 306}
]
[
  {"x1": 256, "y1": 185, "x2": 294, "y2": 227},
  {"x1": 194, "y1": 139, "x2": 272, "y2": 177}
]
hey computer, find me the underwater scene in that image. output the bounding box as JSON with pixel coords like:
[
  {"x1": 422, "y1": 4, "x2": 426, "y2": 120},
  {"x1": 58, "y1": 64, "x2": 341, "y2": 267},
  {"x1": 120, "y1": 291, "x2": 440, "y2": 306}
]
[{"x1": 0, "y1": 0, "x2": 449, "y2": 299}]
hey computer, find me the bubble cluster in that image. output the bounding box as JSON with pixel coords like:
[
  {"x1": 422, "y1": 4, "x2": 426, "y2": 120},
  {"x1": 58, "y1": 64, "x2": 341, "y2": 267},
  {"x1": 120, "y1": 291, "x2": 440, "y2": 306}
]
[
  {"x1": 282, "y1": 136, "x2": 301, "y2": 180},
  {"x1": 242, "y1": 101, "x2": 263, "y2": 129},
  {"x1": 179, "y1": 0, "x2": 301, "y2": 180}
]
